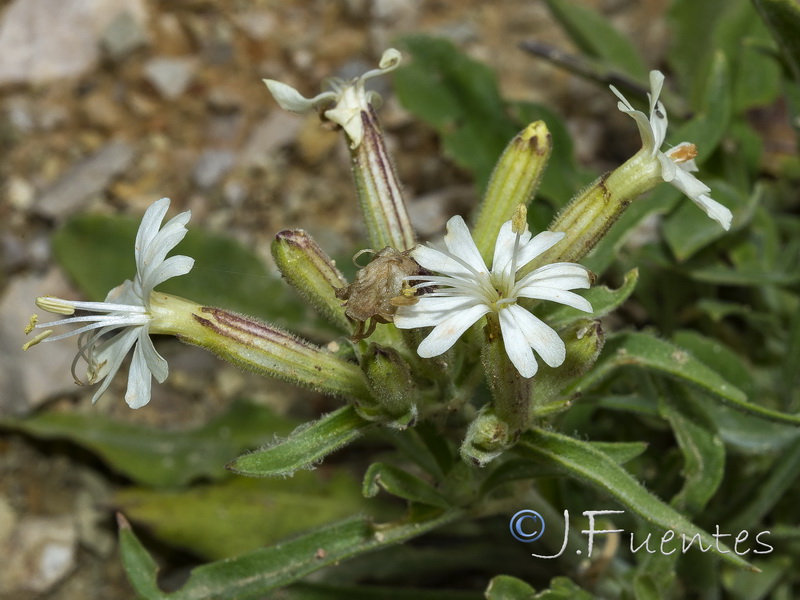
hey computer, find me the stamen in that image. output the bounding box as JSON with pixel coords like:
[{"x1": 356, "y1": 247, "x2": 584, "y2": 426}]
[
  {"x1": 22, "y1": 330, "x2": 53, "y2": 351},
  {"x1": 25, "y1": 314, "x2": 38, "y2": 334}
]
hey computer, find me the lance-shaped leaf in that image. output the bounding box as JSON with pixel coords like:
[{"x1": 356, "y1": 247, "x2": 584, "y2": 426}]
[
  {"x1": 543, "y1": 0, "x2": 648, "y2": 79},
  {"x1": 482, "y1": 440, "x2": 648, "y2": 494},
  {"x1": 120, "y1": 510, "x2": 464, "y2": 600},
  {"x1": 272, "y1": 230, "x2": 350, "y2": 332},
  {"x1": 116, "y1": 472, "x2": 369, "y2": 560},
  {"x1": 227, "y1": 406, "x2": 371, "y2": 477},
  {"x1": 570, "y1": 332, "x2": 800, "y2": 426},
  {"x1": 658, "y1": 386, "x2": 725, "y2": 516},
  {"x1": 0, "y1": 400, "x2": 297, "y2": 487},
  {"x1": 518, "y1": 428, "x2": 755, "y2": 571},
  {"x1": 363, "y1": 462, "x2": 450, "y2": 508}
]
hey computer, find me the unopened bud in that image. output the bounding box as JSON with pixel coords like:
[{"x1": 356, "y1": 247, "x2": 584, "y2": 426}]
[
  {"x1": 272, "y1": 229, "x2": 350, "y2": 332},
  {"x1": 472, "y1": 121, "x2": 551, "y2": 261},
  {"x1": 530, "y1": 319, "x2": 605, "y2": 411},
  {"x1": 461, "y1": 406, "x2": 512, "y2": 466},
  {"x1": 359, "y1": 343, "x2": 418, "y2": 429}
]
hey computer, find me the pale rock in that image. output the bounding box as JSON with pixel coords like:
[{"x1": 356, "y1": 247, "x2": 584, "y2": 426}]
[
  {"x1": 35, "y1": 140, "x2": 136, "y2": 220},
  {"x1": 0, "y1": 0, "x2": 148, "y2": 85},
  {"x1": 193, "y1": 149, "x2": 236, "y2": 188},
  {"x1": 240, "y1": 111, "x2": 303, "y2": 168},
  {"x1": 143, "y1": 56, "x2": 198, "y2": 100},
  {"x1": 102, "y1": 9, "x2": 149, "y2": 59},
  {"x1": 0, "y1": 269, "x2": 81, "y2": 416},
  {"x1": 231, "y1": 10, "x2": 276, "y2": 41},
  {"x1": 0, "y1": 516, "x2": 77, "y2": 594}
]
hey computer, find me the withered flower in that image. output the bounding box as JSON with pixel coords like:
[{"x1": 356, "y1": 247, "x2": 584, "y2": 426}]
[{"x1": 335, "y1": 247, "x2": 424, "y2": 341}]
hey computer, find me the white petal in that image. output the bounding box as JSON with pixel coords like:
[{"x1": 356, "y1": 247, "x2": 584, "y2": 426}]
[
  {"x1": 514, "y1": 230, "x2": 565, "y2": 270},
  {"x1": 519, "y1": 263, "x2": 591, "y2": 290},
  {"x1": 498, "y1": 308, "x2": 538, "y2": 378},
  {"x1": 264, "y1": 79, "x2": 335, "y2": 113},
  {"x1": 416, "y1": 303, "x2": 490, "y2": 358},
  {"x1": 610, "y1": 84, "x2": 657, "y2": 153},
  {"x1": 695, "y1": 194, "x2": 733, "y2": 230},
  {"x1": 443, "y1": 216, "x2": 488, "y2": 274},
  {"x1": 89, "y1": 327, "x2": 140, "y2": 403},
  {"x1": 491, "y1": 221, "x2": 531, "y2": 275},
  {"x1": 394, "y1": 295, "x2": 481, "y2": 329},
  {"x1": 125, "y1": 340, "x2": 153, "y2": 409},
  {"x1": 648, "y1": 71, "x2": 668, "y2": 149},
  {"x1": 138, "y1": 328, "x2": 168, "y2": 383},
  {"x1": 142, "y1": 255, "x2": 195, "y2": 293},
  {"x1": 507, "y1": 304, "x2": 565, "y2": 368},
  {"x1": 135, "y1": 198, "x2": 170, "y2": 269},
  {"x1": 516, "y1": 286, "x2": 593, "y2": 313},
  {"x1": 411, "y1": 245, "x2": 471, "y2": 277}
]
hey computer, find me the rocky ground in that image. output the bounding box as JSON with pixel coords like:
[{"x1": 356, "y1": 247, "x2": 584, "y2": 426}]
[{"x1": 0, "y1": 0, "x2": 668, "y2": 597}]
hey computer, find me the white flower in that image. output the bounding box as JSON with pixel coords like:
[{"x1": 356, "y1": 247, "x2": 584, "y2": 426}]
[
  {"x1": 394, "y1": 215, "x2": 593, "y2": 378},
  {"x1": 26, "y1": 198, "x2": 194, "y2": 408},
  {"x1": 610, "y1": 71, "x2": 733, "y2": 230},
  {"x1": 264, "y1": 48, "x2": 401, "y2": 148}
]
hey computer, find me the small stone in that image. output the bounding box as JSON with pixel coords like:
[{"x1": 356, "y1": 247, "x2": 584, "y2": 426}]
[
  {"x1": 0, "y1": 269, "x2": 78, "y2": 416},
  {"x1": 0, "y1": 0, "x2": 148, "y2": 84},
  {"x1": 6, "y1": 176, "x2": 35, "y2": 210},
  {"x1": 231, "y1": 10, "x2": 276, "y2": 41},
  {"x1": 143, "y1": 56, "x2": 198, "y2": 100},
  {"x1": 35, "y1": 140, "x2": 136, "y2": 220},
  {"x1": 102, "y1": 9, "x2": 149, "y2": 59},
  {"x1": 193, "y1": 149, "x2": 236, "y2": 188},
  {"x1": 0, "y1": 516, "x2": 77, "y2": 594},
  {"x1": 240, "y1": 111, "x2": 303, "y2": 168}
]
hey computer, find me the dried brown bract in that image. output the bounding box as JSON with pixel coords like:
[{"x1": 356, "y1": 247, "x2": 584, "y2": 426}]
[{"x1": 335, "y1": 247, "x2": 425, "y2": 341}]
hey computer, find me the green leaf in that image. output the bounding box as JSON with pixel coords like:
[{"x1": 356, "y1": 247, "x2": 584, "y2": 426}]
[
  {"x1": 483, "y1": 441, "x2": 648, "y2": 494},
  {"x1": 394, "y1": 35, "x2": 518, "y2": 190},
  {"x1": 571, "y1": 331, "x2": 800, "y2": 426},
  {"x1": 485, "y1": 574, "x2": 536, "y2": 599},
  {"x1": 518, "y1": 428, "x2": 754, "y2": 570},
  {"x1": 0, "y1": 399, "x2": 297, "y2": 487},
  {"x1": 668, "y1": 0, "x2": 730, "y2": 102},
  {"x1": 659, "y1": 388, "x2": 726, "y2": 516},
  {"x1": 116, "y1": 472, "x2": 369, "y2": 560},
  {"x1": 281, "y1": 583, "x2": 479, "y2": 600},
  {"x1": 119, "y1": 510, "x2": 464, "y2": 600},
  {"x1": 543, "y1": 0, "x2": 648, "y2": 79},
  {"x1": 671, "y1": 51, "x2": 732, "y2": 162},
  {"x1": 537, "y1": 268, "x2": 638, "y2": 328},
  {"x1": 363, "y1": 462, "x2": 451, "y2": 508},
  {"x1": 753, "y1": 0, "x2": 800, "y2": 85},
  {"x1": 227, "y1": 406, "x2": 371, "y2": 477},
  {"x1": 722, "y1": 556, "x2": 792, "y2": 600},
  {"x1": 52, "y1": 213, "x2": 306, "y2": 326},
  {"x1": 671, "y1": 330, "x2": 756, "y2": 397},
  {"x1": 726, "y1": 437, "x2": 800, "y2": 531}
]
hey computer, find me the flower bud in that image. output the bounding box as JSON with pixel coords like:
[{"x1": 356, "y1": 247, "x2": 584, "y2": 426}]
[
  {"x1": 472, "y1": 121, "x2": 551, "y2": 262},
  {"x1": 460, "y1": 406, "x2": 512, "y2": 467},
  {"x1": 530, "y1": 319, "x2": 605, "y2": 411},
  {"x1": 359, "y1": 343, "x2": 418, "y2": 429},
  {"x1": 271, "y1": 229, "x2": 350, "y2": 332}
]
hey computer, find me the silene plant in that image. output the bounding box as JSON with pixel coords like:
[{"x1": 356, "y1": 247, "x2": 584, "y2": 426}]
[{"x1": 26, "y1": 48, "x2": 769, "y2": 597}]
